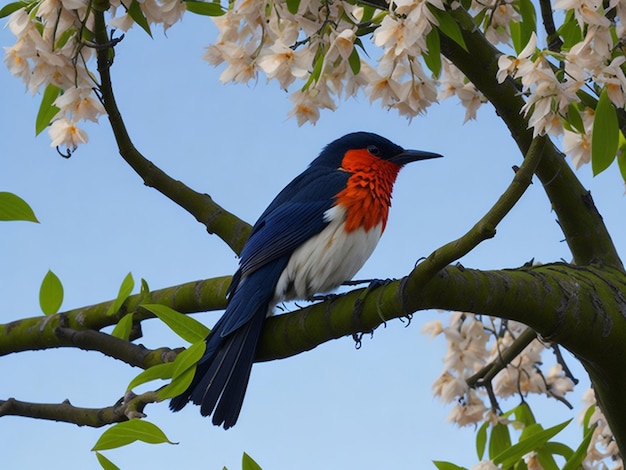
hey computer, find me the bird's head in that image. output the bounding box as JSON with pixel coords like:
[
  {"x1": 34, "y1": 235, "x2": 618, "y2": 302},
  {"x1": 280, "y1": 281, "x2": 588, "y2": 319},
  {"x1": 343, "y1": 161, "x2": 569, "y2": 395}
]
[{"x1": 312, "y1": 132, "x2": 443, "y2": 170}]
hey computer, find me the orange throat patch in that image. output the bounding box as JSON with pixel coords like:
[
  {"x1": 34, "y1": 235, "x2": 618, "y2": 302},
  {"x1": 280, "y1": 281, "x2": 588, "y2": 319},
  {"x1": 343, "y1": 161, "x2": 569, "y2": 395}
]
[{"x1": 334, "y1": 149, "x2": 402, "y2": 233}]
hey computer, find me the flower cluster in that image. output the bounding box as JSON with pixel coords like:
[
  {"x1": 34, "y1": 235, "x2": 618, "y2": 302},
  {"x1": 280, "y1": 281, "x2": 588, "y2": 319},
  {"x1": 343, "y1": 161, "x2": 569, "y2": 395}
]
[
  {"x1": 471, "y1": 0, "x2": 520, "y2": 45},
  {"x1": 439, "y1": 59, "x2": 485, "y2": 122},
  {"x1": 579, "y1": 388, "x2": 623, "y2": 470},
  {"x1": 3, "y1": 0, "x2": 186, "y2": 151},
  {"x1": 495, "y1": 0, "x2": 626, "y2": 170},
  {"x1": 203, "y1": 0, "x2": 446, "y2": 125},
  {"x1": 4, "y1": 0, "x2": 625, "y2": 168},
  {"x1": 3, "y1": 0, "x2": 103, "y2": 150},
  {"x1": 423, "y1": 313, "x2": 575, "y2": 427}
]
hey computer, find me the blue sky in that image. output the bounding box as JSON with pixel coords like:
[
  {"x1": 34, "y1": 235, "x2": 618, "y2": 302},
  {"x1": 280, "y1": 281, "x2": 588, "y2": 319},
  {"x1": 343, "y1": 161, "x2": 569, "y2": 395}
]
[{"x1": 1, "y1": 11, "x2": 625, "y2": 470}]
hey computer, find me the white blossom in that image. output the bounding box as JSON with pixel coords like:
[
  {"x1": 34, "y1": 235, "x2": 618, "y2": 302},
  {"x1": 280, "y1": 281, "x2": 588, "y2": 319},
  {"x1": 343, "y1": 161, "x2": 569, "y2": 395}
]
[
  {"x1": 49, "y1": 118, "x2": 89, "y2": 149},
  {"x1": 579, "y1": 388, "x2": 622, "y2": 469},
  {"x1": 554, "y1": 0, "x2": 612, "y2": 28},
  {"x1": 54, "y1": 87, "x2": 106, "y2": 122}
]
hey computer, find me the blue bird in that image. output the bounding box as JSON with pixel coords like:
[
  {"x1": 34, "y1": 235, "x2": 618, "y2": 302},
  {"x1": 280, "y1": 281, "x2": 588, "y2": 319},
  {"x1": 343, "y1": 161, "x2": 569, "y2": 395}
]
[{"x1": 169, "y1": 132, "x2": 442, "y2": 428}]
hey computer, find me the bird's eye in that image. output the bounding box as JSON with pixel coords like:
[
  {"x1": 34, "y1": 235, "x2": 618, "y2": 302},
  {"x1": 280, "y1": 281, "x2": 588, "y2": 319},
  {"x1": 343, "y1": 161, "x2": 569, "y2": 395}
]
[{"x1": 367, "y1": 145, "x2": 381, "y2": 156}]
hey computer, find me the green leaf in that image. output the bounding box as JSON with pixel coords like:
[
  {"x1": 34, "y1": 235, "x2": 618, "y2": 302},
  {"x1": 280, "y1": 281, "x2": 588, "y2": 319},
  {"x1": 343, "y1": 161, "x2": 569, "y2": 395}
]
[
  {"x1": 516, "y1": 0, "x2": 536, "y2": 51},
  {"x1": 591, "y1": 87, "x2": 619, "y2": 175},
  {"x1": 423, "y1": 28, "x2": 442, "y2": 78},
  {"x1": 562, "y1": 425, "x2": 595, "y2": 470},
  {"x1": 565, "y1": 103, "x2": 585, "y2": 134},
  {"x1": 488, "y1": 422, "x2": 511, "y2": 459},
  {"x1": 127, "y1": 362, "x2": 175, "y2": 391},
  {"x1": 157, "y1": 364, "x2": 196, "y2": 400},
  {"x1": 141, "y1": 303, "x2": 210, "y2": 343},
  {"x1": 581, "y1": 405, "x2": 596, "y2": 432},
  {"x1": 107, "y1": 272, "x2": 135, "y2": 316},
  {"x1": 493, "y1": 420, "x2": 571, "y2": 468},
  {"x1": 509, "y1": 21, "x2": 523, "y2": 55},
  {"x1": 242, "y1": 452, "x2": 263, "y2": 470},
  {"x1": 54, "y1": 27, "x2": 76, "y2": 49},
  {"x1": 36, "y1": 84, "x2": 60, "y2": 136},
  {"x1": 127, "y1": 0, "x2": 152, "y2": 37},
  {"x1": 285, "y1": 0, "x2": 300, "y2": 14},
  {"x1": 513, "y1": 402, "x2": 536, "y2": 426},
  {"x1": 39, "y1": 270, "x2": 64, "y2": 315},
  {"x1": 111, "y1": 313, "x2": 134, "y2": 341},
  {"x1": 157, "y1": 341, "x2": 206, "y2": 400},
  {"x1": 0, "y1": 1, "x2": 28, "y2": 17},
  {"x1": 184, "y1": 0, "x2": 225, "y2": 16},
  {"x1": 476, "y1": 421, "x2": 488, "y2": 460},
  {"x1": 429, "y1": 7, "x2": 468, "y2": 52},
  {"x1": 616, "y1": 131, "x2": 626, "y2": 183},
  {"x1": 558, "y1": 10, "x2": 582, "y2": 51},
  {"x1": 0, "y1": 192, "x2": 39, "y2": 222},
  {"x1": 140, "y1": 278, "x2": 150, "y2": 295},
  {"x1": 303, "y1": 53, "x2": 324, "y2": 91},
  {"x1": 432, "y1": 461, "x2": 467, "y2": 470},
  {"x1": 92, "y1": 420, "x2": 176, "y2": 451},
  {"x1": 95, "y1": 452, "x2": 120, "y2": 470},
  {"x1": 542, "y1": 441, "x2": 574, "y2": 460},
  {"x1": 348, "y1": 47, "x2": 360, "y2": 75},
  {"x1": 535, "y1": 448, "x2": 560, "y2": 470}
]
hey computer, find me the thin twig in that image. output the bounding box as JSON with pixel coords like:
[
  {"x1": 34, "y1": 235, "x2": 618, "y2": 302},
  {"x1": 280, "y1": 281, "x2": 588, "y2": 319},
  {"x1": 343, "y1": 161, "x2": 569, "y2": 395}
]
[
  {"x1": 467, "y1": 327, "x2": 538, "y2": 387},
  {"x1": 538, "y1": 0, "x2": 563, "y2": 52}
]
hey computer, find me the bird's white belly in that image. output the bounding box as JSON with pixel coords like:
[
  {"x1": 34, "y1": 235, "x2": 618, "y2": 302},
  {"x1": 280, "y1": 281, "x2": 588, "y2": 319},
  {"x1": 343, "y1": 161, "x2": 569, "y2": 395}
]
[{"x1": 273, "y1": 205, "x2": 383, "y2": 303}]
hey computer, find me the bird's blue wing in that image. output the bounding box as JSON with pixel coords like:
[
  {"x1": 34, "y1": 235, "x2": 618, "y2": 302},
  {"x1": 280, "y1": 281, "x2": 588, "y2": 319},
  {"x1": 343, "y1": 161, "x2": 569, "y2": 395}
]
[
  {"x1": 236, "y1": 166, "x2": 350, "y2": 279},
  {"x1": 216, "y1": 166, "x2": 349, "y2": 338}
]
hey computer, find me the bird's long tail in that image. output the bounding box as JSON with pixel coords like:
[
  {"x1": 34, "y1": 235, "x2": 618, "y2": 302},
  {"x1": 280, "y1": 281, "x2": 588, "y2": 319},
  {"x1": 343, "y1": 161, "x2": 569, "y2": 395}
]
[
  {"x1": 170, "y1": 305, "x2": 267, "y2": 429},
  {"x1": 169, "y1": 305, "x2": 266, "y2": 428},
  {"x1": 169, "y1": 261, "x2": 288, "y2": 428}
]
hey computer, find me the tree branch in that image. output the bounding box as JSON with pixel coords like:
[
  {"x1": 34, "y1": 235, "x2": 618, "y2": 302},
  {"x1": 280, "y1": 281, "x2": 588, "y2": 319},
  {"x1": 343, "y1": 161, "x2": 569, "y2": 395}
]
[
  {"x1": 0, "y1": 276, "x2": 230, "y2": 356},
  {"x1": 55, "y1": 327, "x2": 180, "y2": 369},
  {"x1": 437, "y1": 5, "x2": 623, "y2": 271},
  {"x1": 538, "y1": 0, "x2": 564, "y2": 52},
  {"x1": 256, "y1": 263, "x2": 626, "y2": 361},
  {"x1": 401, "y1": 135, "x2": 545, "y2": 297},
  {"x1": 466, "y1": 327, "x2": 538, "y2": 387},
  {"x1": 91, "y1": 2, "x2": 251, "y2": 255},
  {"x1": 0, "y1": 391, "x2": 159, "y2": 427}
]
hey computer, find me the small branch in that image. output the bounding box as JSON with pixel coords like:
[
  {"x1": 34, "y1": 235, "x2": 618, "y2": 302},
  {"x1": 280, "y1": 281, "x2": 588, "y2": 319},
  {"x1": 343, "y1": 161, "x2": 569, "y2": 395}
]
[
  {"x1": 401, "y1": 137, "x2": 545, "y2": 304},
  {"x1": 538, "y1": 0, "x2": 563, "y2": 52},
  {"x1": 551, "y1": 344, "x2": 579, "y2": 385},
  {"x1": 0, "y1": 391, "x2": 159, "y2": 427},
  {"x1": 466, "y1": 328, "x2": 538, "y2": 387},
  {"x1": 55, "y1": 327, "x2": 180, "y2": 369},
  {"x1": 91, "y1": 9, "x2": 251, "y2": 255}
]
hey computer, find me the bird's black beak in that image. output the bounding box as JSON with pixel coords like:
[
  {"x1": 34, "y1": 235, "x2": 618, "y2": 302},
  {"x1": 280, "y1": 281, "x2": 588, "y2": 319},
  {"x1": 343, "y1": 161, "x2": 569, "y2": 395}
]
[{"x1": 391, "y1": 149, "x2": 444, "y2": 166}]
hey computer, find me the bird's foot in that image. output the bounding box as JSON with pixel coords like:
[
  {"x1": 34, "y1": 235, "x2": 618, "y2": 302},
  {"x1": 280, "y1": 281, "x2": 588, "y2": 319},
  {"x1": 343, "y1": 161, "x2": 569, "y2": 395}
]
[
  {"x1": 342, "y1": 278, "x2": 396, "y2": 289},
  {"x1": 352, "y1": 330, "x2": 374, "y2": 349},
  {"x1": 308, "y1": 292, "x2": 341, "y2": 303}
]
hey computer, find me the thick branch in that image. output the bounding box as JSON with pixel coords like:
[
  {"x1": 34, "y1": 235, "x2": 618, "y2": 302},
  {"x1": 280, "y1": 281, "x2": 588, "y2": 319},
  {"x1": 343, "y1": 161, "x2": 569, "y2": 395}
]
[
  {"x1": 256, "y1": 263, "x2": 626, "y2": 361},
  {"x1": 0, "y1": 277, "x2": 230, "y2": 356},
  {"x1": 91, "y1": 5, "x2": 251, "y2": 254}
]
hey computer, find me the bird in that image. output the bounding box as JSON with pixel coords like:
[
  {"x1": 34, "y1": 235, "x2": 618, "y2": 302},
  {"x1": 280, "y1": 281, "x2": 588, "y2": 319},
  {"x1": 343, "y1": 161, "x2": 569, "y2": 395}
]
[{"x1": 169, "y1": 131, "x2": 442, "y2": 428}]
